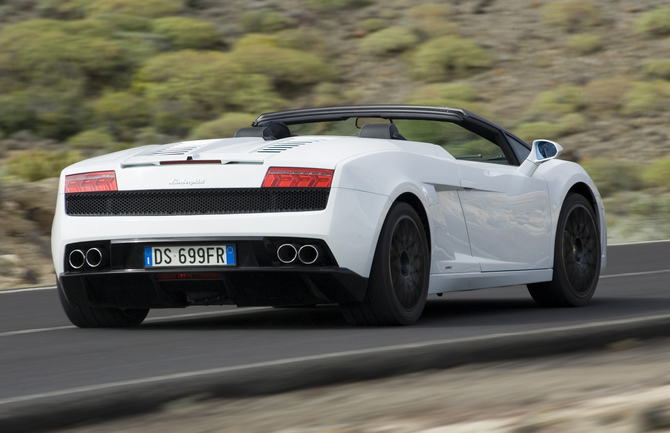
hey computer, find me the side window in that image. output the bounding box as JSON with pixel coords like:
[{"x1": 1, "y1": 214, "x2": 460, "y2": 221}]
[
  {"x1": 393, "y1": 119, "x2": 509, "y2": 165},
  {"x1": 506, "y1": 134, "x2": 531, "y2": 164}
]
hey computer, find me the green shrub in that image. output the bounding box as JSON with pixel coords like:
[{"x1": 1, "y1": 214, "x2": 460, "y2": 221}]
[
  {"x1": 0, "y1": 19, "x2": 152, "y2": 92},
  {"x1": 275, "y1": 28, "x2": 332, "y2": 56},
  {"x1": 411, "y1": 36, "x2": 493, "y2": 82},
  {"x1": 66, "y1": 129, "x2": 117, "y2": 149},
  {"x1": 408, "y1": 3, "x2": 450, "y2": 20},
  {"x1": 514, "y1": 121, "x2": 563, "y2": 142},
  {"x1": 0, "y1": 92, "x2": 35, "y2": 134},
  {"x1": 529, "y1": 85, "x2": 585, "y2": 117},
  {"x1": 579, "y1": 158, "x2": 645, "y2": 197},
  {"x1": 359, "y1": 26, "x2": 419, "y2": 55},
  {"x1": 565, "y1": 33, "x2": 603, "y2": 54},
  {"x1": 92, "y1": 91, "x2": 150, "y2": 136},
  {"x1": 6, "y1": 150, "x2": 82, "y2": 182},
  {"x1": 136, "y1": 50, "x2": 285, "y2": 122},
  {"x1": 36, "y1": 0, "x2": 91, "y2": 19},
  {"x1": 87, "y1": 0, "x2": 183, "y2": 18},
  {"x1": 642, "y1": 154, "x2": 670, "y2": 189},
  {"x1": 229, "y1": 43, "x2": 337, "y2": 87},
  {"x1": 642, "y1": 59, "x2": 670, "y2": 80},
  {"x1": 151, "y1": 17, "x2": 221, "y2": 49},
  {"x1": 621, "y1": 80, "x2": 670, "y2": 116},
  {"x1": 633, "y1": 6, "x2": 670, "y2": 37},
  {"x1": 303, "y1": 0, "x2": 371, "y2": 11},
  {"x1": 240, "y1": 8, "x2": 290, "y2": 33},
  {"x1": 583, "y1": 76, "x2": 632, "y2": 113},
  {"x1": 557, "y1": 112, "x2": 589, "y2": 135},
  {"x1": 542, "y1": 0, "x2": 601, "y2": 31},
  {"x1": 309, "y1": 82, "x2": 347, "y2": 107},
  {"x1": 358, "y1": 18, "x2": 386, "y2": 33},
  {"x1": 189, "y1": 113, "x2": 257, "y2": 140}
]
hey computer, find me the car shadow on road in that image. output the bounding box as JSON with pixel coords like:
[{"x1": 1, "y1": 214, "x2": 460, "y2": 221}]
[{"x1": 132, "y1": 293, "x2": 670, "y2": 331}]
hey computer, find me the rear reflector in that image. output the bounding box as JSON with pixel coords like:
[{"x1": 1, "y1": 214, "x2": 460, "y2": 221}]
[
  {"x1": 262, "y1": 167, "x2": 334, "y2": 188},
  {"x1": 156, "y1": 273, "x2": 223, "y2": 281},
  {"x1": 65, "y1": 171, "x2": 118, "y2": 193}
]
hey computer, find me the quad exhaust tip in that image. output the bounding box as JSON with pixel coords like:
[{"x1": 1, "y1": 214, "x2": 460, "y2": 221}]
[
  {"x1": 298, "y1": 244, "x2": 319, "y2": 265},
  {"x1": 85, "y1": 248, "x2": 103, "y2": 268},
  {"x1": 69, "y1": 248, "x2": 104, "y2": 269},
  {"x1": 277, "y1": 243, "x2": 298, "y2": 264},
  {"x1": 277, "y1": 243, "x2": 320, "y2": 265},
  {"x1": 68, "y1": 249, "x2": 85, "y2": 269}
]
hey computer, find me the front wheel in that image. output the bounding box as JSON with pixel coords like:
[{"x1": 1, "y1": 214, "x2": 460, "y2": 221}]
[
  {"x1": 528, "y1": 193, "x2": 601, "y2": 307},
  {"x1": 340, "y1": 202, "x2": 430, "y2": 326},
  {"x1": 58, "y1": 283, "x2": 149, "y2": 328}
]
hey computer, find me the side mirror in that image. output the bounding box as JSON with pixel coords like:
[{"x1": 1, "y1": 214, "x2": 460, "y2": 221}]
[{"x1": 518, "y1": 139, "x2": 563, "y2": 177}]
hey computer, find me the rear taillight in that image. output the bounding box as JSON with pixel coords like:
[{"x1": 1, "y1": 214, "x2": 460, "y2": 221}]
[
  {"x1": 65, "y1": 171, "x2": 118, "y2": 193},
  {"x1": 262, "y1": 167, "x2": 334, "y2": 188}
]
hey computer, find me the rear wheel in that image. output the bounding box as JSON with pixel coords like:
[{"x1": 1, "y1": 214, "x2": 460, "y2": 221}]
[
  {"x1": 58, "y1": 283, "x2": 149, "y2": 328},
  {"x1": 340, "y1": 202, "x2": 429, "y2": 326},
  {"x1": 528, "y1": 193, "x2": 601, "y2": 307}
]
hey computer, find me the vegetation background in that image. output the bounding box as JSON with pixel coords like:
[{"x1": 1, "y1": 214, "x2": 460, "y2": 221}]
[{"x1": 0, "y1": 0, "x2": 669, "y2": 288}]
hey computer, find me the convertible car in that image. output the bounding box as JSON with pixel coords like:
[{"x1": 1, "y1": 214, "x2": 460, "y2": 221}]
[{"x1": 52, "y1": 105, "x2": 606, "y2": 327}]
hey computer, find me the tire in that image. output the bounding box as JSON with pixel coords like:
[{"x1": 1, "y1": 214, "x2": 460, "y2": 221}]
[
  {"x1": 528, "y1": 193, "x2": 601, "y2": 307},
  {"x1": 340, "y1": 202, "x2": 430, "y2": 326},
  {"x1": 58, "y1": 283, "x2": 149, "y2": 328}
]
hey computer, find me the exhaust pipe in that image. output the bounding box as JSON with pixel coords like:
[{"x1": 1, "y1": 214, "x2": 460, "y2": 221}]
[
  {"x1": 68, "y1": 249, "x2": 86, "y2": 269},
  {"x1": 298, "y1": 244, "x2": 319, "y2": 265},
  {"x1": 85, "y1": 248, "x2": 103, "y2": 268},
  {"x1": 277, "y1": 244, "x2": 298, "y2": 264}
]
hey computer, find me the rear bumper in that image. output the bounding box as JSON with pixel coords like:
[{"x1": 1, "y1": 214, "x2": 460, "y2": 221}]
[
  {"x1": 58, "y1": 267, "x2": 368, "y2": 309},
  {"x1": 58, "y1": 237, "x2": 368, "y2": 309}
]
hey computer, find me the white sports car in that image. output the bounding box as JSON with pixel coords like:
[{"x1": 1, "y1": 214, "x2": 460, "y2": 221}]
[{"x1": 52, "y1": 105, "x2": 606, "y2": 327}]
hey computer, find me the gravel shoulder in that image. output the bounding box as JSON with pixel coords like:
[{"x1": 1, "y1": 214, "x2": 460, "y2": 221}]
[{"x1": 55, "y1": 337, "x2": 670, "y2": 433}]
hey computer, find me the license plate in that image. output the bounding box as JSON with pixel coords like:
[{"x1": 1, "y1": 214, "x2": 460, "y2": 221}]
[{"x1": 144, "y1": 245, "x2": 235, "y2": 267}]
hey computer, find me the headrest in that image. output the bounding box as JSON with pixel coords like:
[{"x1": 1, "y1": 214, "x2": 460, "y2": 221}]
[{"x1": 358, "y1": 123, "x2": 405, "y2": 140}]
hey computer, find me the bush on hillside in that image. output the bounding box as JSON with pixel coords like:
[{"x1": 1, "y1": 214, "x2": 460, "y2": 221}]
[
  {"x1": 86, "y1": 0, "x2": 183, "y2": 19},
  {"x1": 188, "y1": 113, "x2": 257, "y2": 140},
  {"x1": 579, "y1": 158, "x2": 645, "y2": 197},
  {"x1": 642, "y1": 59, "x2": 670, "y2": 80},
  {"x1": 583, "y1": 76, "x2": 632, "y2": 113},
  {"x1": 229, "y1": 43, "x2": 337, "y2": 88},
  {"x1": 514, "y1": 121, "x2": 563, "y2": 142},
  {"x1": 152, "y1": 17, "x2": 221, "y2": 49},
  {"x1": 66, "y1": 129, "x2": 118, "y2": 149},
  {"x1": 240, "y1": 8, "x2": 290, "y2": 33},
  {"x1": 411, "y1": 36, "x2": 493, "y2": 82},
  {"x1": 359, "y1": 26, "x2": 419, "y2": 55},
  {"x1": 528, "y1": 85, "x2": 584, "y2": 117},
  {"x1": 642, "y1": 154, "x2": 670, "y2": 190},
  {"x1": 303, "y1": 0, "x2": 371, "y2": 11},
  {"x1": 92, "y1": 91, "x2": 150, "y2": 138},
  {"x1": 541, "y1": 0, "x2": 601, "y2": 31},
  {"x1": 565, "y1": 34, "x2": 603, "y2": 54},
  {"x1": 633, "y1": 6, "x2": 670, "y2": 37},
  {"x1": 357, "y1": 18, "x2": 385, "y2": 33},
  {"x1": 621, "y1": 80, "x2": 670, "y2": 116},
  {"x1": 37, "y1": 0, "x2": 92, "y2": 19},
  {"x1": 6, "y1": 150, "x2": 82, "y2": 182},
  {"x1": 137, "y1": 50, "x2": 285, "y2": 125}
]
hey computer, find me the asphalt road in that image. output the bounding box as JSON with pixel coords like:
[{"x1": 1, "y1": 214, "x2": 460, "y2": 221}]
[{"x1": 1, "y1": 241, "x2": 669, "y2": 431}]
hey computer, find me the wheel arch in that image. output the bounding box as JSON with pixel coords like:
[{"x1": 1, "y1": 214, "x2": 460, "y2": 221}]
[{"x1": 393, "y1": 192, "x2": 432, "y2": 248}]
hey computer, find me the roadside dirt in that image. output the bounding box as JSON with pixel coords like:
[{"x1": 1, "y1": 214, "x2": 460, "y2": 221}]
[{"x1": 55, "y1": 337, "x2": 670, "y2": 433}]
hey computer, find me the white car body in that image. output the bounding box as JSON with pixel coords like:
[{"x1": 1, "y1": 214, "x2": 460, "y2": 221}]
[{"x1": 52, "y1": 105, "x2": 606, "y2": 327}]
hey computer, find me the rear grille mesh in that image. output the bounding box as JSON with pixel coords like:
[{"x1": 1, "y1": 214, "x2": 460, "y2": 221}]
[{"x1": 65, "y1": 188, "x2": 330, "y2": 216}]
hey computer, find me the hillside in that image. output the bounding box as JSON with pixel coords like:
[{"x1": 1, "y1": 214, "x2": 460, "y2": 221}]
[{"x1": 1, "y1": 0, "x2": 669, "y2": 288}]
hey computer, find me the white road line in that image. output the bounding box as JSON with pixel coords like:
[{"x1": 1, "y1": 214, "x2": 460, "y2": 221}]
[
  {"x1": 601, "y1": 269, "x2": 670, "y2": 279},
  {"x1": 2, "y1": 312, "x2": 670, "y2": 407},
  {"x1": 0, "y1": 308, "x2": 271, "y2": 338}
]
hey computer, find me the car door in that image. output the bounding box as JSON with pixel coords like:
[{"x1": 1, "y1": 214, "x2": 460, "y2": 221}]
[{"x1": 456, "y1": 159, "x2": 552, "y2": 271}]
